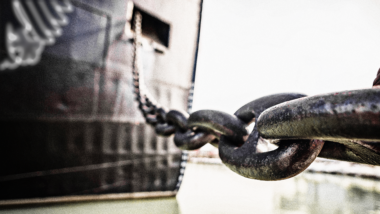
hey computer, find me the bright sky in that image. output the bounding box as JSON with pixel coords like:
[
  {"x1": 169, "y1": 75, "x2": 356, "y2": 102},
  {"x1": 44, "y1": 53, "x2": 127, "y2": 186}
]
[{"x1": 192, "y1": 0, "x2": 380, "y2": 114}]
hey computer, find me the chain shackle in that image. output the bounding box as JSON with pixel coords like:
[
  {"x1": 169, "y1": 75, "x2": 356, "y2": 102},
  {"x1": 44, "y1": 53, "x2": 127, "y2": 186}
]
[{"x1": 189, "y1": 93, "x2": 324, "y2": 180}]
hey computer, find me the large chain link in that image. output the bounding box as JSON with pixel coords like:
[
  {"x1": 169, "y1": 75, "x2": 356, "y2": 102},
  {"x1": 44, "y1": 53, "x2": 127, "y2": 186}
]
[{"x1": 132, "y1": 12, "x2": 380, "y2": 181}]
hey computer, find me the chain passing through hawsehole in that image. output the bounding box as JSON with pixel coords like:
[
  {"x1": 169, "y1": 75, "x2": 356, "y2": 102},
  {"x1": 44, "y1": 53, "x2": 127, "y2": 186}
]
[{"x1": 132, "y1": 12, "x2": 380, "y2": 181}]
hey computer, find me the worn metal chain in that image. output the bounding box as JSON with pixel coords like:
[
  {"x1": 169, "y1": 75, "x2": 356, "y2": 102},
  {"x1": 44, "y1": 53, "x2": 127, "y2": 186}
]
[
  {"x1": 132, "y1": 12, "x2": 217, "y2": 150},
  {"x1": 132, "y1": 12, "x2": 380, "y2": 181}
]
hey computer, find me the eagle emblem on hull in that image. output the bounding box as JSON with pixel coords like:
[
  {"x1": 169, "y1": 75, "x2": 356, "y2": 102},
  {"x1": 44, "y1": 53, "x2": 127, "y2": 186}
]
[{"x1": 0, "y1": 0, "x2": 73, "y2": 70}]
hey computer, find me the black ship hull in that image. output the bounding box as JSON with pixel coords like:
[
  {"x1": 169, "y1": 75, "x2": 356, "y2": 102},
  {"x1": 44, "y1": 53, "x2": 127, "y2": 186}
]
[{"x1": 0, "y1": 0, "x2": 201, "y2": 202}]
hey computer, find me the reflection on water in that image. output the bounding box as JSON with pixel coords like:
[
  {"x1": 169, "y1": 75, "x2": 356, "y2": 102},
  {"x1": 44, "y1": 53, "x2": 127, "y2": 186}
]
[
  {"x1": 177, "y1": 163, "x2": 380, "y2": 214},
  {"x1": 0, "y1": 198, "x2": 179, "y2": 214},
  {"x1": 2, "y1": 163, "x2": 380, "y2": 214},
  {"x1": 275, "y1": 173, "x2": 380, "y2": 214}
]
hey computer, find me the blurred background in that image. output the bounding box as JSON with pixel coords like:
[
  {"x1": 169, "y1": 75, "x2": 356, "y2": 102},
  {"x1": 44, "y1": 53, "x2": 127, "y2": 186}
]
[{"x1": 193, "y1": 0, "x2": 380, "y2": 114}]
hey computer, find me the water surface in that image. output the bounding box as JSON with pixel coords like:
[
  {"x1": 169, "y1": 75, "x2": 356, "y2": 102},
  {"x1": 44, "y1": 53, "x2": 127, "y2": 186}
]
[
  {"x1": 2, "y1": 163, "x2": 380, "y2": 214},
  {"x1": 177, "y1": 163, "x2": 380, "y2": 214}
]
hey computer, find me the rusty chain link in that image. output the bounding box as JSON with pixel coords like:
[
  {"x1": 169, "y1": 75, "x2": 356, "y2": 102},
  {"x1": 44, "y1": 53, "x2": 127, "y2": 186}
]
[{"x1": 132, "y1": 12, "x2": 380, "y2": 181}]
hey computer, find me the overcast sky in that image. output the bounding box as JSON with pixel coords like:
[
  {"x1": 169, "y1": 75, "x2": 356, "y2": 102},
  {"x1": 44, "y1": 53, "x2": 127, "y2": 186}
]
[{"x1": 192, "y1": 0, "x2": 380, "y2": 114}]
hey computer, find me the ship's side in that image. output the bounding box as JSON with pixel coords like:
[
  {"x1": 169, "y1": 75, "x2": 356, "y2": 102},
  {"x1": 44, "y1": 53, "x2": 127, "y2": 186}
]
[{"x1": 0, "y1": 0, "x2": 201, "y2": 201}]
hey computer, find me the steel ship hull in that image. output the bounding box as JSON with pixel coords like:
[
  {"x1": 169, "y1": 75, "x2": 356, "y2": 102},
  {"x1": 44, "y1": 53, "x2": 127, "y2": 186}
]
[{"x1": 0, "y1": 0, "x2": 201, "y2": 202}]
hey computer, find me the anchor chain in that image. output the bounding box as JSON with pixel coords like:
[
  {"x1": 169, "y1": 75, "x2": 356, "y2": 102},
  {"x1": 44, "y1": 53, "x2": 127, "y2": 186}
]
[{"x1": 132, "y1": 12, "x2": 380, "y2": 180}]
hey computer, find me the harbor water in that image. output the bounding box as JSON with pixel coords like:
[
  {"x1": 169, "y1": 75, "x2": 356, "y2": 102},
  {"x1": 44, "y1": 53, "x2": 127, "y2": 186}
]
[{"x1": 2, "y1": 162, "x2": 380, "y2": 214}]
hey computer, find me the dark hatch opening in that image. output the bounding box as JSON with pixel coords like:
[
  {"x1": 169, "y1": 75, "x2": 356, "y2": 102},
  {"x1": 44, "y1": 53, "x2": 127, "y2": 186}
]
[{"x1": 131, "y1": 7, "x2": 170, "y2": 48}]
